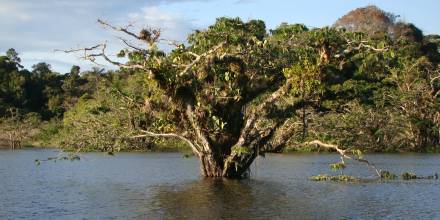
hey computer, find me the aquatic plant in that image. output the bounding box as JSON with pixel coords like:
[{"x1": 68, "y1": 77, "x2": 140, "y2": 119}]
[{"x1": 310, "y1": 174, "x2": 359, "y2": 182}]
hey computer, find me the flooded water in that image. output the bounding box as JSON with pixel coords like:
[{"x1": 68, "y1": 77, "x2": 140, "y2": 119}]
[{"x1": 1, "y1": 149, "x2": 440, "y2": 219}]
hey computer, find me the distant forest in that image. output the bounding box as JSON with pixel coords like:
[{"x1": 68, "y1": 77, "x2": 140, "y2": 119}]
[{"x1": 1, "y1": 5, "x2": 439, "y2": 153}]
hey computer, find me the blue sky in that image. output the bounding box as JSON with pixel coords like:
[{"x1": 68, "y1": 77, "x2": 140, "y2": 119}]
[{"x1": 1, "y1": 0, "x2": 439, "y2": 73}]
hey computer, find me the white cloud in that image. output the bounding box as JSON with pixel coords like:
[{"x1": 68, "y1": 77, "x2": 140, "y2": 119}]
[
  {"x1": 128, "y1": 6, "x2": 196, "y2": 44},
  {"x1": 0, "y1": 0, "x2": 203, "y2": 73},
  {"x1": 0, "y1": 2, "x2": 32, "y2": 22}
]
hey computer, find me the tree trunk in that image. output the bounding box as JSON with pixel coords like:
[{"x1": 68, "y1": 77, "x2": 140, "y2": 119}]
[
  {"x1": 198, "y1": 150, "x2": 257, "y2": 178},
  {"x1": 301, "y1": 105, "x2": 307, "y2": 141},
  {"x1": 199, "y1": 154, "x2": 224, "y2": 177},
  {"x1": 222, "y1": 152, "x2": 257, "y2": 178}
]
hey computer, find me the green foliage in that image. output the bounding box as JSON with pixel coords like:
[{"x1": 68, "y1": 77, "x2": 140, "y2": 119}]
[
  {"x1": 231, "y1": 145, "x2": 251, "y2": 156},
  {"x1": 401, "y1": 172, "x2": 418, "y2": 180},
  {"x1": 283, "y1": 60, "x2": 322, "y2": 96},
  {"x1": 29, "y1": 119, "x2": 63, "y2": 146},
  {"x1": 0, "y1": 108, "x2": 42, "y2": 148},
  {"x1": 329, "y1": 162, "x2": 346, "y2": 171},
  {"x1": 380, "y1": 170, "x2": 397, "y2": 179},
  {"x1": 312, "y1": 171, "x2": 438, "y2": 182},
  {"x1": 60, "y1": 88, "x2": 138, "y2": 151},
  {"x1": 56, "y1": 69, "x2": 186, "y2": 152},
  {"x1": 1, "y1": 5, "x2": 439, "y2": 155},
  {"x1": 351, "y1": 149, "x2": 363, "y2": 159},
  {"x1": 271, "y1": 23, "x2": 308, "y2": 38},
  {"x1": 310, "y1": 174, "x2": 358, "y2": 182}
]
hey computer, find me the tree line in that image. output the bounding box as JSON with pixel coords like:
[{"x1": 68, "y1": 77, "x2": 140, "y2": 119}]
[{"x1": 1, "y1": 5, "x2": 439, "y2": 172}]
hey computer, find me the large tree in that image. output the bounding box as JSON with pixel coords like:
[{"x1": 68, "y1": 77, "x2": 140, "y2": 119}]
[
  {"x1": 63, "y1": 18, "x2": 390, "y2": 178},
  {"x1": 333, "y1": 5, "x2": 423, "y2": 42}
]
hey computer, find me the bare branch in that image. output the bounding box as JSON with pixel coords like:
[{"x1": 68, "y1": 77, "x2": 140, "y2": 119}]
[
  {"x1": 118, "y1": 37, "x2": 144, "y2": 51},
  {"x1": 178, "y1": 41, "x2": 227, "y2": 76},
  {"x1": 58, "y1": 43, "x2": 145, "y2": 70},
  {"x1": 132, "y1": 130, "x2": 201, "y2": 156},
  {"x1": 55, "y1": 44, "x2": 101, "y2": 53},
  {"x1": 355, "y1": 43, "x2": 388, "y2": 52},
  {"x1": 98, "y1": 19, "x2": 142, "y2": 41},
  {"x1": 306, "y1": 140, "x2": 381, "y2": 177},
  {"x1": 159, "y1": 38, "x2": 182, "y2": 47},
  {"x1": 346, "y1": 39, "x2": 389, "y2": 52},
  {"x1": 97, "y1": 19, "x2": 161, "y2": 46}
]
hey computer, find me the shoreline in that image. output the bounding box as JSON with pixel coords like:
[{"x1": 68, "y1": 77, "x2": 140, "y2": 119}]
[{"x1": 2, "y1": 144, "x2": 439, "y2": 154}]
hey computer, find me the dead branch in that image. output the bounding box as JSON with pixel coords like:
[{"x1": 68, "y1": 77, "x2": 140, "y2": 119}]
[
  {"x1": 98, "y1": 19, "x2": 142, "y2": 41},
  {"x1": 97, "y1": 19, "x2": 161, "y2": 46},
  {"x1": 159, "y1": 38, "x2": 182, "y2": 47},
  {"x1": 353, "y1": 42, "x2": 389, "y2": 52},
  {"x1": 118, "y1": 37, "x2": 144, "y2": 51},
  {"x1": 346, "y1": 39, "x2": 389, "y2": 52},
  {"x1": 58, "y1": 43, "x2": 145, "y2": 69},
  {"x1": 306, "y1": 140, "x2": 381, "y2": 177},
  {"x1": 132, "y1": 129, "x2": 201, "y2": 156},
  {"x1": 178, "y1": 41, "x2": 226, "y2": 76}
]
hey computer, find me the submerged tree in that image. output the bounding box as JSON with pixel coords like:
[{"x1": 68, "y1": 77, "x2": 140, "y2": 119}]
[{"x1": 62, "y1": 17, "x2": 392, "y2": 178}]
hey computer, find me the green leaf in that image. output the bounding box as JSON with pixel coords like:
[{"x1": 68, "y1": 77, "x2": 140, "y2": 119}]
[
  {"x1": 329, "y1": 162, "x2": 346, "y2": 171},
  {"x1": 231, "y1": 145, "x2": 251, "y2": 156}
]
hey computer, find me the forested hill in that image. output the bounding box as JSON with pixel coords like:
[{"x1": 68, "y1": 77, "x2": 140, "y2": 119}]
[{"x1": 1, "y1": 6, "x2": 439, "y2": 152}]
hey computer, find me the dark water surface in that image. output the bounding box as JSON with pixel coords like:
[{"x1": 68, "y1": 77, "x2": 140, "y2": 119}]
[{"x1": 1, "y1": 149, "x2": 440, "y2": 219}]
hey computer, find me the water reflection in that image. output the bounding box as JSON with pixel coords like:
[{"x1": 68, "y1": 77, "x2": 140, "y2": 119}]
[{"x1": 148, "y1": 178, "x2": 299, "y2": 220}]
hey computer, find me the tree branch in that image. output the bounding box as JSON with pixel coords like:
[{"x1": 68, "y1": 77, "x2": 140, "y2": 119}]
[
  {"x1": 159, "y1": 38, "x2": 182, "y2": 47},
  {"x1": 264, "y1": 118, "x2": 297, "y2": 152},
  {"x1": 185, "y1": 105, "x2": 211, "y2": 152},
  {"x1": 58, "y1": 43, "x2": 145, "y2": 70},
  {"x1": 346, "y1": 39, "x2": 389, "y2": 52},
  {"x1": 178, "y1": 41, "x2": 226, "y2": 76},
  {"x1": 132, "y1": 130, "x2": 201, "y2": 156},
  {"x1": 118, "y1": 37, "x2": 144, "y2": 51},
  {"x1": 97, "y1": 19, "x2": 161, "y2": 46},
  {"x1": 237, "y1": 79, "x2": 293, "y2": 147},
  {"x1": 98, "y1": 19, "x2": 142, "y2": 41},
  {"x1": 306, "y1": 140, "x2": 381, "y2": 177}
]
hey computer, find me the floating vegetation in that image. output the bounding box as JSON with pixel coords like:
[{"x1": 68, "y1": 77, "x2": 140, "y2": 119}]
[
  {"x1": 427, "y1": 173, "x2": 439, "y2": 180},
  {"x1": 401, "y1": 172, "x2": 418, "y2": 180},
  {"x1": 380, "y1": 170, "x2": 397, "y2": 179},
  {"x1": 311, "y1": 171, "x2": 439, "y2": 182},
  {"x1": 329, "y1": 162, "x2": 346, "y2": 172},
  {"x1": 310, "y1": 174, "x2": 359, "y2": 182},
  {"x1": 309, "y1": 142, "x2": 439, "y2": 183},
  {"x1": 401, "y1": 172, "x2": 439, "y2": 180},
  {"x1": 34, "y1": 152, "x2": 81, "y2": 166}
]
